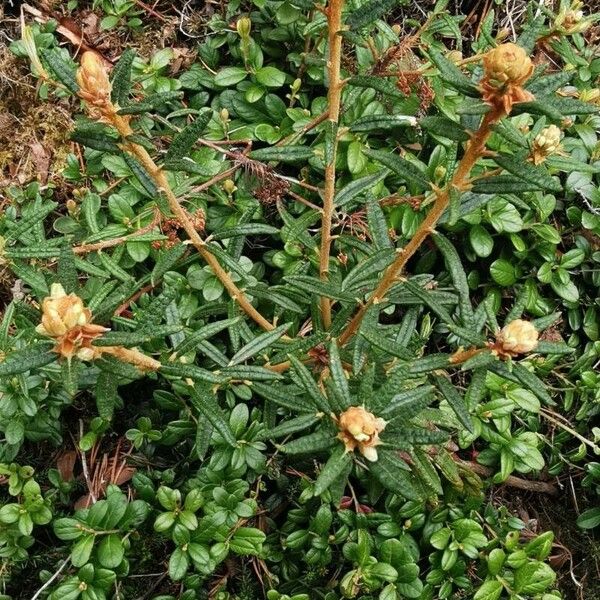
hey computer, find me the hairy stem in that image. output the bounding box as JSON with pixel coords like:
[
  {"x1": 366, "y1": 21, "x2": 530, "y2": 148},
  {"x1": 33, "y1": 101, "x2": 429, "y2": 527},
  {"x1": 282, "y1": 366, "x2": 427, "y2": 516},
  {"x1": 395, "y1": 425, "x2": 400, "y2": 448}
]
[
  {"x1": 338, "y1": 108, "x2": 503, "y2": 345},
  {"x1": 109, "y1": 114, "x2": 276, "y2": 333},
  {"x1": 319, "y1": 0, "x2": 345, "y2": 329}
]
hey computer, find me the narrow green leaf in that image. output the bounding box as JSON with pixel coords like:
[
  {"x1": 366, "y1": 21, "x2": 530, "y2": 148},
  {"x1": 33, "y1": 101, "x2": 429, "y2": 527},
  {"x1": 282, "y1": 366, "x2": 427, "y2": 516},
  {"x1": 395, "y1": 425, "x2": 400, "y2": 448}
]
[
  {"x1": 372, "y1": 450, "x2": 420, "y2": 500},
  {"x1": 421, "y1": 116, "x2": 469, "y2": 142},
  {"x1": 347, "y1": 0, "x2": 404, "y2": 29},
  {"x1": 433, "y1": 233, "x2": 475, "y2": 328},
  {"x1": 427, "y1": 48, "x2": 480, "y2": 97},
  {"x1": 93, "y1": 325, "x2": 183, "y2": 347},
  {"x1": 249, "y1": 146, "x2": 314, "y2": 162},
  {"x1": 511, "y1": 363, "x2": 555, "y2": 406},
  {"x1": 173, "y1": 317, "x2": 242, "y2": 358},
  {"x1": 289, "y1": 355, "x2": 331, "y2": 413},
  {"x1": 348, "y1": 75, "x2": 405, "y2": 99},
  {"x1": 334, "y1": 170, "x2": 389, "y2": 207},
  {"x1": 211, "y1": 223, "x2": 279, "y2": 240},
  {"x1": 364, "y1": 148, "x2": 430, "y2": 190},
  {"x1": 0, "y1": 343, "x2": 55, "y2": 376},
  {"x1": 328, "y1": 340, "x2": 351, "y2": 408},
  {"x1": 432, "y1": 375, "x2": 473, "y2": 432},
  {"x1": 164, "y1": 109, "x2": 212, "y2": 162},
  {"x1": 260, "y1": 414, "x2": 321, "y2": 441},
  {"x1": 314, "y1": 446, "x2": 352, "y2": 496},
  {"x1": 110, "y1": 48, "x2": 136, "y2": 106},
  {"x1": 380, "y1": 386, "x2": 434, "y2": 418},
  {"x1": 41, "y1": 48, "x2": 78, "y2": 93},
  {"x1": 350, "y1": 114, "x2": 417, "y2": 132},
  {"x1": 228, "y1": 323, "x2": 290, "y2": 365},
  {"x1": 282, "y1": 430, "x2": 338, "y2": 455},
  {"x1": 159, "y1": 362, "x2": 223, "y2": 384},
  {"x1": 367, "y1": 197, "x2": 392, "y2": 249},
  {"x1": 493, "y1": 153, "x2": 562, "y2": 192},
  {"x1": 189, "y1": 386, "x2": 237, "y2": 447}
]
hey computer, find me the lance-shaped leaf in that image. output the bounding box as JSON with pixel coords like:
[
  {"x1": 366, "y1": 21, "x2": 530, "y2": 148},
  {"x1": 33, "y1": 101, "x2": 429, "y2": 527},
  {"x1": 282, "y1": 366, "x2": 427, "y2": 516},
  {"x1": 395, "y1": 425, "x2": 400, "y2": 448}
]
[
  {"x1": 93, "y1": 325, "x2": 183, "y2": 348},
  {"x1": 426, "y1": 47, "x2": 481, "y2": 97},
  {"x1": 220, "y1": 365, "x2": 284, "y2": 381},
  {"x1": 328, "y1": 340, "x2": 351, "y2": 409},
  {"x1": 259, "y1": 414, "x2": 322, "y2": 441},
  {"x1": 371, "y1": 450, "x2": 421, "y2": 500},
  {"x1": 348, "y1": 75, "x2": 406, "y2": 99},
  {"x1": 364, "y1": 148, "x2": 430, "y2": 190},
  {"x1": 4, "y1": 202, "x2": 58, "y2": 242},
  {"x1": 172, "y1": 317, "x2": 242, "y2": 358},
  {"x1": 251, "y1": 382, "x2": 313, "y2": 413},
  {"x1": 164, "y1": 109, "x2": 212, "y2": 162},
  {"x1": 493, "y1": 153, "x2": 562, "y2": 192},
  {"x1": 432, "y1": 375, "x2": 474, "y2": 432},
  {"x1": 433, "y1": 233, "x2": 475, "y2": 329},
  {"x1": 0, "y1": 342, "x2": 56, "y2": 376},
  {"x1": 110, "y1": 48, "x2": 136, "y2": 106},
  {"x1": 228, "y1": 323, "x2": 290, "y2": 365},
  {"x1": 249, "y1": 146, "x2": 314, "y2": 162},
  {"x1": 367, "y1": 197, "x2": 392, "y2": 249},
  {"x1": 41, "y1": 48, "x2": 78, "y2": 93},
  {"x1": 350, "y1": 114, "x2": 417, "y2": 133},
  {"x1": 380, "y1": 385, "x2": 435, "y2": 419},
  {"x1": 189, "y1": 386, "x2": 237, "y2": 447},
  {"x1": 347, "y1": 0, "x2": 404, "y2": 29},
  {"x1": 334, "y1": 170, "x2": 389, "y2": 208},
  {"x1": 511, "y1": 363, "x2": 555, "y2": 406},
  {"x1": 159, "y1": 362, "x2": 223, "y2": 384},
  {"x1": 282, "y1": 430, "x2": 338, "y2": 455},
  {"x1": 359, "y1": 326, "x2": 413, "y2": 360},
  {"x1": 289, "y1": 355, "x2": 332, "y2": 413},
  {"x1": 211, "y1": 223, "x2": 279, "y2": 240},
  {"x1": 421, "y1": 116, "x2": 469, "y2": 142},
  {"x1": 314, "y1": 446, "x2": 353, "y2": 496}
]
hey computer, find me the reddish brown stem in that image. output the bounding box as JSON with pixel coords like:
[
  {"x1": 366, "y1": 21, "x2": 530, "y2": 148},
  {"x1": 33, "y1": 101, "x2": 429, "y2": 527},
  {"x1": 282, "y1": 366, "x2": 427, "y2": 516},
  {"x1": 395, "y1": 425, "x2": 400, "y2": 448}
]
[
  {"x1": 319, "y1": 0, "x2": 345, "y2": 329},
  {"x1": 338, "y1": 108, "x2": 504, "y2": 345}
]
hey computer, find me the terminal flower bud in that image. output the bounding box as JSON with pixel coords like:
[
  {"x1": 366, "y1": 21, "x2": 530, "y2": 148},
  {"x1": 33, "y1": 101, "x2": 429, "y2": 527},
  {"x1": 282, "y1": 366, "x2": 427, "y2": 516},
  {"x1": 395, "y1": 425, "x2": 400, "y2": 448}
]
[
  {"x1": 496, "y1": 319, "x2": 539, "y2": 357},
  {"x1": 236, "y1": 17, "x2": 252, "y2": 38},
  {"x1": 337, "y1": 406, "x2": 386, "y2": 462},
  {"x1": 481, "y1": 43, "x2": 534, "y2": 113},
  {"x1": 36, "y1": 283, "x2": 107, "y2": 360}
]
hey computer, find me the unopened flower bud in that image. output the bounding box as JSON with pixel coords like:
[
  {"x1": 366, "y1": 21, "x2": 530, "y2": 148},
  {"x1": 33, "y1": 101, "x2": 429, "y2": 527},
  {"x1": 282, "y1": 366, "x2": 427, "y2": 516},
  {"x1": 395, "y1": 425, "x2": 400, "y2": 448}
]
[
  {"x1": 556, "y1": 3, "x2": 590, "y2": 34},
  {"x1": 532, "y1": 124, "x2": 562, "y2": 164},
  {"x1": 66, "y1": 199, "x2": 78, "y2": 215},
  {"x1": 76, "y1": 51, "x2": 112, "y2": 103},
  {"x1": 481, "y1": 43, "x2": 534, "y2": 112},
  {"x1": 496, "y1": 319, "x2": 539, "y2": 357},
  {"x1": 580, "y1": 89, "x2": 600, "y2": 103},
  {"x1": 291, "y1": 78, "x2": 302, "y2": 94},
  {"x1": 220, "y1": 108, "x2": 230, "y2": 122},
  {"x1": 223, "y1": 179, "x2": 236, "y2": 194},
  {"x1": 236, "y1": 17, "x2": 252, "y2": 38},
  {"x1": 446, "y1": 50, "x2": 463, "y2": 64},
  {"x1": 337, "y1": 406, "x2": 386, "y2": 462},
  {"x1": 482, "y1": 43, "x2": 533, "y2": 90},
  {"x1": 36, "y1": 283, "x2": 108, "y2": 360}
]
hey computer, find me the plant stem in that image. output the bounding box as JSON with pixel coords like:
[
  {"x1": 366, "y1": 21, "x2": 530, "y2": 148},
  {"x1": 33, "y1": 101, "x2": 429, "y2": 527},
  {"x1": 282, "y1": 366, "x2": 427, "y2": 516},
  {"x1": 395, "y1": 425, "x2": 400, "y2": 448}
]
[
  {"x1": 110, "y1": 114, "x2": 276, "y2": 333},
  {"x1": 338, "y1": 107, "x2": 504, "y2": 345},
  {"x1": 319, "y1": 0, "x2": 345, "y2": 329}
]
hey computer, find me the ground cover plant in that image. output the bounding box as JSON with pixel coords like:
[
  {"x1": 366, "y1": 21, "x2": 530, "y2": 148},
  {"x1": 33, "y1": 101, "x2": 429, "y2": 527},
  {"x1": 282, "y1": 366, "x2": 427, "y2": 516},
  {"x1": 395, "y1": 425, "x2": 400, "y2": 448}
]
[{"x1": 0, "y1": 0, "x2": 599, "y2": 598}]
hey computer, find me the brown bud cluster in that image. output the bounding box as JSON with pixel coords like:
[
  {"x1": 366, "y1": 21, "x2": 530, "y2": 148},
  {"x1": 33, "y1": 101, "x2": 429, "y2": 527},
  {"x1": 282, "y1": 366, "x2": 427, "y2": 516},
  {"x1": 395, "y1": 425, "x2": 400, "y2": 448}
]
[
  {"x1": 495, "y1": 319, "x2": 539, "y2": 358},
  {"x1": 76, "y1": 51, "x2": 115, "y2": 121},
  {"x1": 480, "y1": 43, "x2": 534, "y2": 113},
  {"x1": 337, "y1": 406, "x2": 386, "y2": 462},
  {"x1": 36, "y1": 283, "x2": 107, "y2": 360}
]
